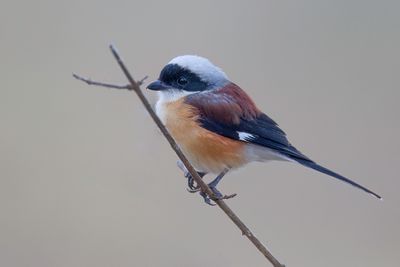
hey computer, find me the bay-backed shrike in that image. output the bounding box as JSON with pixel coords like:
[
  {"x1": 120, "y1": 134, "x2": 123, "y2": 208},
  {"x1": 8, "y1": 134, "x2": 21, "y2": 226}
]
[{"x1": 147, "y1": 55, "x2": 381, "y2": 205}]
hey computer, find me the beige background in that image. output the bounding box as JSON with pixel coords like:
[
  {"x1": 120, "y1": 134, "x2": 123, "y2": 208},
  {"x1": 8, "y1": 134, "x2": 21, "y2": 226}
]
[{"x1": 1, "y1": 1, "x2": 399, "y2": 266}]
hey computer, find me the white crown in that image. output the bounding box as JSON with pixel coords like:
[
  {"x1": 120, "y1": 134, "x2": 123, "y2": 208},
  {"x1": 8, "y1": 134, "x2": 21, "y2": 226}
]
[{"x1": 169, "y1": 55, "x2": 229, "y2": 87}]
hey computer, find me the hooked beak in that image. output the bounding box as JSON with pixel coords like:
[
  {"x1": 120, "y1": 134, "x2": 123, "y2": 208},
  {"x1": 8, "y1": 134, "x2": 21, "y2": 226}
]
[{"x1": 147, "y1": 80, "x2": 170, "y2": 91}]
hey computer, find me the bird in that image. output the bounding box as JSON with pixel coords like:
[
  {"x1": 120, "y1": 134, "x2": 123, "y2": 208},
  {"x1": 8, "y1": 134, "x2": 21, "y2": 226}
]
[{"x1": 147, "y1": 55, "x2": 381, "y2": 205}]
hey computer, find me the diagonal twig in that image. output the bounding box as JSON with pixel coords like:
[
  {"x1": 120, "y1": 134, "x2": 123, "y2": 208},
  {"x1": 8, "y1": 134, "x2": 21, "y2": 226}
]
[{"x1": 73, "y1": 45, "x2": 286, "y2": 267}]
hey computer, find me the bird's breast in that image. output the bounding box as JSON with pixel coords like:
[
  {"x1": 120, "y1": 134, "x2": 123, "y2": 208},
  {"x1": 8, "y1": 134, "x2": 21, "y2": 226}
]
[{"x1": 155, "y1": 97, "x2": 247, "y2": 173}]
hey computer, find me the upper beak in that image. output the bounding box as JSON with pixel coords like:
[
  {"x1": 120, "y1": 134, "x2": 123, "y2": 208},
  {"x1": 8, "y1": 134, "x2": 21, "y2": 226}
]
[{"x1": 147, "y1": 80, "x2": 170, "y2": 91}]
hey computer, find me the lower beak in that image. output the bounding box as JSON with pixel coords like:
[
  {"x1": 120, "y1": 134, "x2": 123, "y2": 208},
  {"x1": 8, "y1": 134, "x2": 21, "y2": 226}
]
[{"x1": 147, "y1": 80, "x2": 170, "y2": 91}]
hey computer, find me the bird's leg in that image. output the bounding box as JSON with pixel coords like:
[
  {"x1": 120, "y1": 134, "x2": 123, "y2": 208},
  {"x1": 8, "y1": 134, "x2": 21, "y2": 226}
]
[
  {"x1": 177, "y1": 161, "x2": 207, "y2": 192},
  {"x1": 200, "y1": 168, "x2": 237, "y2": 205},
  {"x1": 208, "y1": 168, "x2": 230, "y2": 198}
]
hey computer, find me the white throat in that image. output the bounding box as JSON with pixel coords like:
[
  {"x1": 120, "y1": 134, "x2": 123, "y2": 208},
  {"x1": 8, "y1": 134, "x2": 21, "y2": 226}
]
[
  {"x1": 155, "y1": 89, "x2": 199, "y2": 124},
  {"x1": 157, "y1": 89, "x2": 198, "y2": 103}
]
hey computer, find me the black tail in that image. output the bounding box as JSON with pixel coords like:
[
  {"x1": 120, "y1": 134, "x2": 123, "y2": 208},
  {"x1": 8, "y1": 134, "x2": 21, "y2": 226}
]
[{"x1": 294, "y1": 158, "x2": 382, "y2": 200}]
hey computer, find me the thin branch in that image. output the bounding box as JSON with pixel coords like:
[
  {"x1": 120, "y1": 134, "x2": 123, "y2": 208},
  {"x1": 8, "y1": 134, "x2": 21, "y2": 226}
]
[
  {"x1": 72, "y1": 73, "x2": 149, "y2": 90},
  {"x1": 72, "y1": 73, "x2": 131, "y2": 89},
  {"x1": 73, "y1": 45, "x2": 285, "y2": 267}
]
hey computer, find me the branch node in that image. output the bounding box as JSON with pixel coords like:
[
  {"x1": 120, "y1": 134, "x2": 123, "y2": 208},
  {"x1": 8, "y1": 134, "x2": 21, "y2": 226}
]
[{"x1": 137, "y1": 75, "x2": 149, "y2": 86}]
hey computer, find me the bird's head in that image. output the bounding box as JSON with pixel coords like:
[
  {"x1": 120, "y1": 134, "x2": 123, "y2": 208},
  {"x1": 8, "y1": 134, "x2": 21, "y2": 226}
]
[{"x1": 147, "y1": 55, "x2": 229, "y2": 97}]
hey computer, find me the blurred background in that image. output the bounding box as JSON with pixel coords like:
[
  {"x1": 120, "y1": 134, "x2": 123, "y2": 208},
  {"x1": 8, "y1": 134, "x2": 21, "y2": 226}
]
[{"x1": 1, "y1": 0, "x2": 399, "y2": 266}]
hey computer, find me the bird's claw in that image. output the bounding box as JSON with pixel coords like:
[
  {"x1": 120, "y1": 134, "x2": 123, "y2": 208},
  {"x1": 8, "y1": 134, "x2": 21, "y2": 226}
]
[
  {"x1": 177, "y1": 160, "x2": 205, "y2": 192},
  {"x1": 200, "y1": 186, "x2": 237, "y2": 206},
  {"x1": 200, "y1": 191, "x2": 216, "y2": 206},
  {"x1": 187, "y1": 187, "x2": 200, "y2": 193},
  {"x1": 186, "y1": 174, "x2": 200, "y2": 192}
]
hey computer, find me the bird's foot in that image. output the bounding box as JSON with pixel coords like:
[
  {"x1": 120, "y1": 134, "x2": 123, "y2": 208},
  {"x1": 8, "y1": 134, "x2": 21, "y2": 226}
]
[
  {"x1": 187, "y1": 174, "x2": 201, "y2": 192},
  {"x1": 176, "y1": 161, "x2": 236, "y2": 206},
  {"x1": 176, "y1": 161, "x2": 205, "y2": 192},
  {"x1": 200, "y1": 186, "x2": 237, "y2": 206}
]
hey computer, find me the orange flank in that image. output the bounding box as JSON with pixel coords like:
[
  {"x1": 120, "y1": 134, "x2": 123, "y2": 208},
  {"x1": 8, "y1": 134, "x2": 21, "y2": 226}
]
[{"x1": 162, "y1": 98, "x2": 246, "y2": 173}]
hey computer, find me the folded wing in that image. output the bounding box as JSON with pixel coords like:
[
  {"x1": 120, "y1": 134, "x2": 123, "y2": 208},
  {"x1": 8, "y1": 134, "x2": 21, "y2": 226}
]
[{"x1": 184, "y1": 83, "x2": 381, "y2": 199}]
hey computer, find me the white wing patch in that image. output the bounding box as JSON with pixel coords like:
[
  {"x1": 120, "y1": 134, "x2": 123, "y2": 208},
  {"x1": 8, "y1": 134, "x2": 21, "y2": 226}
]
[{"x1": 237, "y1": 131, "x2": 256, "y2": 141}]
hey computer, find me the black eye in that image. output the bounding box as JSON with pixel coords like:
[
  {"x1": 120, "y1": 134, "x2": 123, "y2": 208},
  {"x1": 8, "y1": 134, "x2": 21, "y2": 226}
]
[{"x1": 177, "y1": 77, "x2": 188, "y2": 86}]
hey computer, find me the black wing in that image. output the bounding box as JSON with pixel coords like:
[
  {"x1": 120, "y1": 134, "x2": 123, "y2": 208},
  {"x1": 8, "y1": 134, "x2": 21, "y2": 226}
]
[{"x1": 199, "y1": 111, "x2": 312, "y2": 162}]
